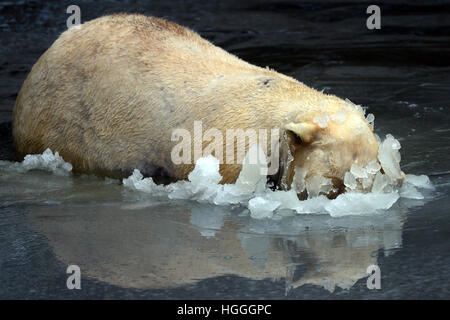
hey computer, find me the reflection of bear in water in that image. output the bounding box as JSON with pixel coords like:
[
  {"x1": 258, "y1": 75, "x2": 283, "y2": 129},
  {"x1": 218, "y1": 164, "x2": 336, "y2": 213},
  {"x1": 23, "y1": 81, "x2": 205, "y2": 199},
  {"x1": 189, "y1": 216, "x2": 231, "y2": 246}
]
[
  {"x1": 29, "y1": 202, "x2": 404, "y2": 292},
  {"x1": 13, "y1": 14, "x2": 382, "y2": 197}
]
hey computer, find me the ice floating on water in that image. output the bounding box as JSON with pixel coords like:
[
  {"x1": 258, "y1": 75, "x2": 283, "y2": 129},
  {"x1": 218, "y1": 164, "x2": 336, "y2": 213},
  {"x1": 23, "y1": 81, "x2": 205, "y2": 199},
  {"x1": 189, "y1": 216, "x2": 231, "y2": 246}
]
[
  {"x1": 248, "y1": 197, "x2": 280, "y2": 219},
  {"x1": 378, "y1": 134, "x2": 403, "y2": 182},
  {"x1": 0, "y1": 148, "x2": 72, "y2": 175},
  {"x1": 23, "y1": 149, "x2": 72, "y2": 174},
  {"x1": 344, "y1": 171, "x2": 357, "y2": 190},
  {"x1": 123, "y1": 137, "x2": 432, "y2": 219},
  {"x1": 366, "y1": 159, "x2": 381, "y2": 174},
  {"x1": 361, "y1": 174, "x2": 374, "y2": 190},
  {"x1": 399, "y1": 174, "x2": 434, "y2": 199},
  {"x1": 122, "y1": 169, "x2": 167, "y2": 196},
  {"x1": 404, "y1": 174, "x2": 434, "y2": 189},
  {"x1": 292, "y1": 166, "x2": 307, "y2": 193},
  {"x1": 5, "y1": 136, "x2": 433, "y2": 220},
  {"x1": 324, "y1": 192, "x2": 400, "y2": 217},
  {"x1": 305, "y1": 175, "x2": 332, "y2": 198},
  {"x1": 234, "y1": 144, "x2": 268, "y2": 194},
  {"x1": 123, "y1": 148, "x2": 269, "y2": 207},
  {"x1": 399, "y1": 183, "x2": 424, "y2": 200},
  {"x1": 350, "y1": 164, "x2": 368, "y2": 179},
  {"x1": 122, "y1": 131, "x2": 434, "y2": 219},
  {"x1": 372, "y1": 172, "x2": 388, "y2": 193}
]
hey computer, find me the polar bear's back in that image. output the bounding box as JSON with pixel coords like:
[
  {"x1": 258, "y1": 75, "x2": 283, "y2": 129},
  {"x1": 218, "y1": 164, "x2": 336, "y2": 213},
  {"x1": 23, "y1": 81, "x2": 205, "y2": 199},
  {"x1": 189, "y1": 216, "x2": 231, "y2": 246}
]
[
  {"x1": 12, "y1": 14, "x2": 305, "y2": 180},
  {"x1": 12, "y1": 15, "x2": 250, "y2": 175}
]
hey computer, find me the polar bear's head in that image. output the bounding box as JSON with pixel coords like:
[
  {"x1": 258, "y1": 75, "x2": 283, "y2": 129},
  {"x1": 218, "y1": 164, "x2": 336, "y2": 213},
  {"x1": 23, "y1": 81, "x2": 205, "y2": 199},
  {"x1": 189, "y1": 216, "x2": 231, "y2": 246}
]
[{"x1": 282, "y1": 109, "x2": 381, "y2": 198}]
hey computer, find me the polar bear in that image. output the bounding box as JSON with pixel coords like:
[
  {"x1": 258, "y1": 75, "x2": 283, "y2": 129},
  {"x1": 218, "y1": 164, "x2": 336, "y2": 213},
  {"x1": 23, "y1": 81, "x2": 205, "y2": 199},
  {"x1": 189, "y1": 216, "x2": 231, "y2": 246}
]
[{"x1": 13, "y1": 14, "x2": 382, "y2": 196}]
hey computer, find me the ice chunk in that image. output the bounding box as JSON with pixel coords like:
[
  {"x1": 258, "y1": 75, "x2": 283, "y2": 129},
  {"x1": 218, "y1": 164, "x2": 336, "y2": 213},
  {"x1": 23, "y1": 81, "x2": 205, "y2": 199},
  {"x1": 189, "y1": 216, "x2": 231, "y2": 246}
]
[
  {"x1": 120, "y1": 131, "x2": 433, "y2": 219},
  {"x1": 389, "y1": 135, "x2": 401, "y2": 150},
  {"x1": 361, "y1": 174, "x2": 374, "y2": 190},
  {"x1": 365, "y1": 159, "x2": 381, "y2": 175},
  {"x1": 124, "y1": 156, "x2": 224, "y2": 202},
  {"x1": 378, "y1": 134, "x2": 403, "y2": 181},
  {"x1": 313, "y1": 113, "x2": 330, "y2": 128},
  {"x1": 331, "y1": 110, "x2": 347, "y2": 123},
  {"x1": 324, "y1": 192, "x2": 399, "y2": 217},
  {"x1": 18, "y1": 148, "x2": 72, "y2": 175},
  {"x1": 265, "y1": 189, "x2": 301, "y2": 212},
  {"x1": 235, "y1": 144, "x2": 268, "y2": 193},
  {"x1": 265, "y1": 190, "x2": 328, "y2": 214},
  {"x1": 366, "y1": 113, "x2": 375, "y2": 124},
  {"x1": 397, "y1": 174, "x2": 433, "y2": 199},
  {"x1": 174, "y1": 155, "x2": 223, "y2": 201},
  {"x1": 248, "y1": 197, "x2": 280, "y2": 219},
  {"x1": 344, "y1": 171, "x2": 357, "y2": 190},
  {"x1": 293, "y1": 195, "x2": 328, "y2": 214},
  {"x1": 399, "y1": 183, "x2": 424, "y2": 199},
  {"x1": 292, "y1": 166, "x2": 307, "y2": 193},
  {"x1": 404, "y1": 174, "x2": 434, "y2": 189},
  {"x1": 213, "y1": 183, "x2": 250, "y2": 205},
  {"x1": 372, "y1": 172, "x2": 388, "y2": 193},
  {"x1": 188, "y1": 155, "x2": 222, "y2": 185},
  {"x1": 123, "y1": 169, "x2": 167, "y2": 196},
  {"x1": 350, "y1": 163, "x2": 368, "y2": 179},
  {"x1": 306, "y1": 175, "x2": 333, "y2": 198}
]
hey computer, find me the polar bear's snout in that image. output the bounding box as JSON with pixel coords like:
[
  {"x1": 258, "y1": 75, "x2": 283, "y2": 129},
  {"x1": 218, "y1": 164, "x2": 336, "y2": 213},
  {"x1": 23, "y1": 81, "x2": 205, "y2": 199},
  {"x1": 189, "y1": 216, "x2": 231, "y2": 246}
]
[{"x1": 282, "y1": 112, "x2": 380, "y2": 198}]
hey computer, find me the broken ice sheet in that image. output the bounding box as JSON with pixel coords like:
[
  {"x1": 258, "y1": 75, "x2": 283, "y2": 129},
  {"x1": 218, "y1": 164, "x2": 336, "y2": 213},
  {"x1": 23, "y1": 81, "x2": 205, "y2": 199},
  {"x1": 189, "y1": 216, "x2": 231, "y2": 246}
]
[
  {"x1": 378, "y1": 134, "x2": 403, "y2": 181},
  {"x1": 404, "y1": 174, "x2": 434, "y2": 189},
  {"x1": 398, "y1": 174, "x2": 434, "y2": 200},
  {"x1": 350, "y1": 163, "x2": 368, "y2": 179},
  {"x1": 120, "y1": 130, "x2": 433, "y2": 218},
  {"x1": 305, "y1": 175, "x2": 332, "y2": 198},
  {"x1": 365, "y1": 159, "x2": 381, "y2": 174},
  {"x1": 8, "y1": 138, "x2": 430, "y2": 220},
  {"x1": 235, "y1": 144, "x2": 268, "y2": 194},
  {"x1": 372, "y1": 171, "x2": 388, "y2": 193},
  {"x1": 248, "y1": 197, "x2": 281, "y2": 219},
  {"x1": 0, "y1": 148, "x2": 73, "y2": 175},
  {"x1": 324, "y1": 192, "x2": 400, "y2": 217},
  {"x1": 399, "y1": 183, "x2": 424, "y2": 200},
  {"x1": 292, "y1": 166, "x2": 307, "y2": 193},
  {"x1": 344, "y1": 171, "x2": 357, "y2": 190},
  {"x1": 361, "y1": 175, "x2": 374, "y2": 189}
]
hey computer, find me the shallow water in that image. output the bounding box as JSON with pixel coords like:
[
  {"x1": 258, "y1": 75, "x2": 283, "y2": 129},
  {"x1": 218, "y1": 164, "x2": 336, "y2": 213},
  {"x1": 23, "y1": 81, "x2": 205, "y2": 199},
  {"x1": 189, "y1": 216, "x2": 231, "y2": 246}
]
[{"x1": 0, "y1": 0, "x2": 449, "y2": 299}]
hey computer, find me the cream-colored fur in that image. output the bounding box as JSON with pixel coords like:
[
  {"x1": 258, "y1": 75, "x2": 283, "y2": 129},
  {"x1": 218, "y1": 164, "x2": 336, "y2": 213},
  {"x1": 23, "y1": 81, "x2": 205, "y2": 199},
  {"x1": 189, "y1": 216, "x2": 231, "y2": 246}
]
[{"x1": 13, "y1": 14, "x2": 379, "y2": 191}]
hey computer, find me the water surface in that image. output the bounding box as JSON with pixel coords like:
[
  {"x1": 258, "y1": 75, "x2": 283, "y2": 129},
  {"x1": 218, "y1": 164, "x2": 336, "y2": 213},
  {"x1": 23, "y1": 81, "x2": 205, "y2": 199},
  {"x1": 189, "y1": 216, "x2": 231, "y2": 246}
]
[{"x1": 0, "y1": 0, "x2": 449, "y2": 299}]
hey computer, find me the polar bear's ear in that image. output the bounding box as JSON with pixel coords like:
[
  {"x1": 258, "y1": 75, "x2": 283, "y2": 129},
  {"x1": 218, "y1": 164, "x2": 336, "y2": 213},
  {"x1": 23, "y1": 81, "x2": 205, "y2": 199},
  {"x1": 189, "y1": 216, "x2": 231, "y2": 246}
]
[{"x1": 284, "y1": 122, "x2": 318, "y2": 144}]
